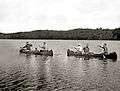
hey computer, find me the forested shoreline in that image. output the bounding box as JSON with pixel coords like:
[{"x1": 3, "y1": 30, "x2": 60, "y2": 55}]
[{"x1": 0, "y1": 28, "x2": 120, "y2": 40}]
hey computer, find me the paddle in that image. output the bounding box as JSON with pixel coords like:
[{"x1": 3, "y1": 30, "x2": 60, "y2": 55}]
[{"x1": 74, "y1": 47, "x2": 79, "y2": 51}]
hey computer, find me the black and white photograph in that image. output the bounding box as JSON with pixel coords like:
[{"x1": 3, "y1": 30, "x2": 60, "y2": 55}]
[{"x1": 0, "y1": 0, "x2": 120, "y2": 91}]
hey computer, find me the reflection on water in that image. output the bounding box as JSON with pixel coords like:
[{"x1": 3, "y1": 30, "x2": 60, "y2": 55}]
[
  {"x1": 0, "y1": 40, "x2": 120, "y2": 90},
  {"x1": 22, "y1": 55, "x2": 54, "y2": 91},
  {"x1": 0, "y1": 54, "x2": 53, "y2": 90},
  {"x1": 0, "y1": 55, "x2": 119, "y2": 90}
]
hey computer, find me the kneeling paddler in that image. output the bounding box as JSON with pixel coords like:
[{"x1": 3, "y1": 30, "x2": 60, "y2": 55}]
[{"x1": 99, "y1": 43, "x2": 108, "y2": 58}]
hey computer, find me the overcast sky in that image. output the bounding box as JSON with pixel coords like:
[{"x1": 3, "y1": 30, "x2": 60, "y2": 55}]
[{"x1": 0, "y1": 0, "x2": 120, "y2": 33}]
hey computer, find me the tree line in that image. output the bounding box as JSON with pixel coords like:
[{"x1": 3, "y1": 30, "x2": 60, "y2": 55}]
[{"x1": 0, "y1": 28, "x2": 120, "y2": 40}]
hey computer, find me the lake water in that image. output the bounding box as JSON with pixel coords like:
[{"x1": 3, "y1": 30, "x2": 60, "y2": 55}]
[{"x1": 0, "y1": 40, "x2": 120, "y2": 91}]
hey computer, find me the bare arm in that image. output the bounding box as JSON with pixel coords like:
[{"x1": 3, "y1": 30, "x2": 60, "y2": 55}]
[
  {"x1": 98, "y1": 45, "x2": 103, "y2": 49},
  {"x1": 23, "y1": 45, "x2": 26, "y2": 48},
  {"x1": 74, "y1": 47, "x2": 79, "y2": 51},
  {"x1": 30, "y1": 44, "x2": 32, "y2": 46},
  {"x1": 74, "y1": 47, "x2": 77, "y2": 50},
  {"x1": 39, "y1": 45, "x2": 45, "y2": 49}
]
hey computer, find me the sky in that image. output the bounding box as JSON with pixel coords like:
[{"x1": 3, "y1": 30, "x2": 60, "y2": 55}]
[{"x1": 0, "y1": 0, "x2": 120, "y2": 33}]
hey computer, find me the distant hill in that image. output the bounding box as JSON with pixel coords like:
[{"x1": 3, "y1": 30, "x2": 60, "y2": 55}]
[{"x1": 0, "y1": 28, "x2": 120, "y2": 40}]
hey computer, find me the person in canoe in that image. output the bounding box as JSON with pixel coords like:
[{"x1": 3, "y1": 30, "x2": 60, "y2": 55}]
[
  {"x1": 23, "y1": 42, "x2": 32, "y2": 51},
  {"x1": 99, "y1": 43, "x2": 108, "y2": 55},
  {"x1": 83, "y1": 44, "x2": 90, "y2": 54},
  {"x1": 99, "y1": 43, "x2": 108, "y2": 59},
  {"x1": 39, "y1": 42, "x2": 47, "y2": 50},
  {"x1": 34, "y1": 48, "x2": 39, "y2": 54},
  {"x1": 74, "y1": 44, "x2": 83, "y2": 54}
]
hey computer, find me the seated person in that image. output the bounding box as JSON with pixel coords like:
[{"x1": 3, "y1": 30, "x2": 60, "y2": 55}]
[
  {"x1": 39, "y1": 42, "x2": 46, "y2": 50},
  {"x1": 34, "y1": 48, "x2": 39, "y2": 54},
  {"x1": 74, "y1": 44, "x2": 83, "y2": 54},
  {"x1": 99, "y1": 43, "x2": 108, "y2": 55},
  {"x1": 23, "y1": 42, "x2": 32, "y2": 51},
  {"x1": 83, "y1": 44, "x2": 89, "y2": 54}
]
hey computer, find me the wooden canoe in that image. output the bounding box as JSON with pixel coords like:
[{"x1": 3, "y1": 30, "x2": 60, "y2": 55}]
[
  {"x1": 67, "y1": 49, "x2": 117, "y2": 60},
  {"x1": 19, "y1": 49, "x2": 53, "y2": 56}
]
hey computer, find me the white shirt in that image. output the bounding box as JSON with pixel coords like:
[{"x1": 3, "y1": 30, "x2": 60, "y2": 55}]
[{"x1": 75, "y1": 46, "x2": 83, "y2": 52}]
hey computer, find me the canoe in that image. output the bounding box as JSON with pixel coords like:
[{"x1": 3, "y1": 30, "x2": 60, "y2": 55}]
[
  {"x1": 19, "y1": 49, "x2": 53, "y2": 56},
  {"x1": 67, "y1": 49, "x2": 117, "y2": 60}
]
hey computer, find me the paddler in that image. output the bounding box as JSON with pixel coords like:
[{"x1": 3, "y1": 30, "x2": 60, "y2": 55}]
[
  {"x1": 83, "y1": 44, "x2": 89, "y2": 54},
  {"x1": 23, "y1": 42, "x2": 32, "y2": 51},
  {"x1": 39, "y1": 42, "x2": 46, "y2": 50},
  {"x1": 74, "y1": 44, "x2": 83, "y2": 54},
  {"x1": 99, "y1": 43, "x2": 108, "y2": 55},
  {"x1": 34, "y1": 48, "x2": 39, "y2": 54}
]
